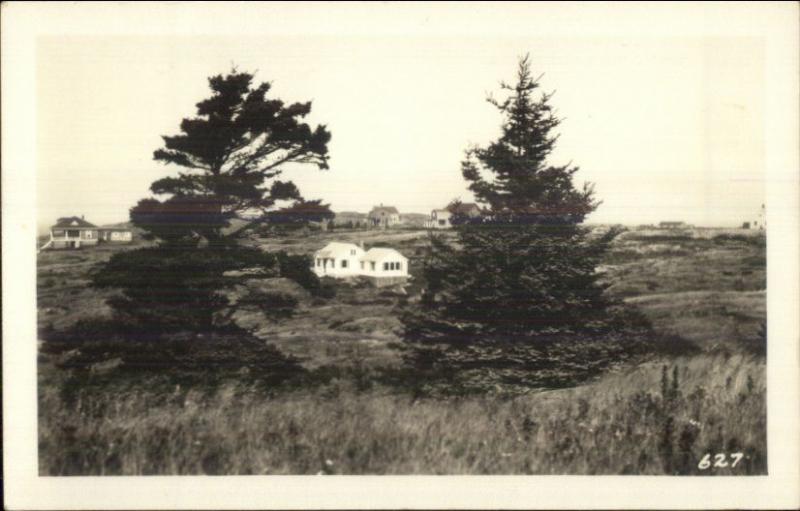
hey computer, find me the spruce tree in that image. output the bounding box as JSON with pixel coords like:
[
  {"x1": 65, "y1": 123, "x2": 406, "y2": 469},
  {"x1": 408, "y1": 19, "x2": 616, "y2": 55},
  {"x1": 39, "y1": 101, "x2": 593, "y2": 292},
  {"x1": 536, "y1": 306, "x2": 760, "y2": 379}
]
[{"x1": 402, "y1": 56, "x2": 649, "y2": 390}]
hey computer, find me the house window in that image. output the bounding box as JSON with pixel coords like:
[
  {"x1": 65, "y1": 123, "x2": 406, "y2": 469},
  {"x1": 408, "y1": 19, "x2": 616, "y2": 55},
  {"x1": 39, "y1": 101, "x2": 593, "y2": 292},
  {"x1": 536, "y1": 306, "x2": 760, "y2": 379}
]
[
  {"x1": 85, "y1": 231, "x2": 93, "y2": 239},
  {"x1": 438, "y1": 220, "x2": 446, "y2": 226},
  {"x1": 52, "y1": 230, "x2": 64, "y2": 237},
  {"x1": 397, "y1": 262, "x2": 402, "y2": 271},
  {"x1": 341, "y1": 260, "x2": 348, "y2": 268},
  {"x1": 316, "y1": 259, "x2": 321, "y2": 267},
  {"x1": 351, "y1": 249, "x2": 356, "y2": 255},
  {"x1": 383, "y1": 262, "x2": 389, "y2": 271},
  {"x1": 360, "y1": 261, "x2": 364, "y2": 270},
  {"x1": 67, "y1": 230, "x2": 79, "y2": 238},
  {"x1": 370, "y1": 262, "x2": 376, "y2": 271}
]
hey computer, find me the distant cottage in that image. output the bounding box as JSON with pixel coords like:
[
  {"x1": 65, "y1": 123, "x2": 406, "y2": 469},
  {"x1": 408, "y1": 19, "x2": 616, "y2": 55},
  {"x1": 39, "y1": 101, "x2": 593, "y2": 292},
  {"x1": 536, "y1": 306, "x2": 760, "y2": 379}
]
[
  {"x1": 367, "y1": 205, "x2": 400, "y2": 228},
  {"x1": 313, "y1": 241, "x2": 408, "y2": 286},
  {"x1": 425, "y1": 202, "x2": 481, "y2": 229},
  {"x1": 42, "y1": 216, "x2": 133, "y2": 251}
]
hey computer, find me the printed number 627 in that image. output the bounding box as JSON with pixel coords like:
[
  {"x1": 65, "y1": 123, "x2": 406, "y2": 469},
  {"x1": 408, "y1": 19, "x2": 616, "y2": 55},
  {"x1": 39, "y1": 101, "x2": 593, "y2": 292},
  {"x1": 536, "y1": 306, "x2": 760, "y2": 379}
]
[{"x1": 698, "y1": 453, "x2": 744, "y2": 470}]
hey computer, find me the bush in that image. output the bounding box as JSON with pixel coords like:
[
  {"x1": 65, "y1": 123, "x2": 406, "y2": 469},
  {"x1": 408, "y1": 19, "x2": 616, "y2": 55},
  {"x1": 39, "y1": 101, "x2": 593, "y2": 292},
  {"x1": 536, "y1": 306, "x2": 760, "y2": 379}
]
[
  {"x1": 275, "y1": 252, "x2": 334, "y2": 298},
  {"x1": 40, "y1": 318, "x2": 304, "y2": 389},
  {"x1": 91, "y1": 245, "x2": 282, "y2": 332}
]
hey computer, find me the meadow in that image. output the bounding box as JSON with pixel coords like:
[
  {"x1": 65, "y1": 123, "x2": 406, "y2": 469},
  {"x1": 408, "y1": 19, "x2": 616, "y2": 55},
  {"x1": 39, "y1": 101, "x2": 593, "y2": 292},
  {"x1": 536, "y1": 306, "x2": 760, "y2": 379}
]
[{"x1": 37, "y1": 226, "x2": 767, "y2": 475}]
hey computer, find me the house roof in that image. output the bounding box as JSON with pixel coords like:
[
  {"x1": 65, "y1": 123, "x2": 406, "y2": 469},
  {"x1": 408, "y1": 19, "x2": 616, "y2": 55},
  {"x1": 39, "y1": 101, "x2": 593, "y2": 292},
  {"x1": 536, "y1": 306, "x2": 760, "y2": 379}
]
[
  {"x1": 51, "y1": 216, "x2": 97, "y2": 229},
  {"x1": 315, "y1": 242, "x2": 364, "y2": 258},
  {"x1": 368, "y1": 206, "x2": 399, "y2": 216},
  {"x1": 446, "y1": 202, "x2": 480, "y2": 214},
  {"x1": 361, "y1": 247, "x2": 407, "y2": 262}
]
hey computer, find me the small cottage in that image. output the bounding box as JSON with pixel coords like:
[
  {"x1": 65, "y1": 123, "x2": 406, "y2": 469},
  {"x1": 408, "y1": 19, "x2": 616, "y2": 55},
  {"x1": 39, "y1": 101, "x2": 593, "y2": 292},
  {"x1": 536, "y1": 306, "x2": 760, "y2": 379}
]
[
  {"x1": 42, "y1": 216, "x2": 134, "y2": 251},
  {"x1": 368, "y1": 205, "x2": 400, "y2": 227},
  {"x1": 47, "y1": 216, "x2": 100, "y2": 249},
  {"x1": 425, "y1": 202, "x2": 481, "y2": 229},
  {"x1": 312, "y1": 241, "x2": 409, "y2": 286}
]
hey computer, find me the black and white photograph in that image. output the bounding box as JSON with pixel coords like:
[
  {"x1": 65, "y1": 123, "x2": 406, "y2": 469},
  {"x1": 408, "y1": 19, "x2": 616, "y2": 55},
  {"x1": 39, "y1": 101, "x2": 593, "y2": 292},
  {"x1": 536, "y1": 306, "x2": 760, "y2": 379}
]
[{"x1": 3, "y1": 2, "x2": 799, "y2": 509}]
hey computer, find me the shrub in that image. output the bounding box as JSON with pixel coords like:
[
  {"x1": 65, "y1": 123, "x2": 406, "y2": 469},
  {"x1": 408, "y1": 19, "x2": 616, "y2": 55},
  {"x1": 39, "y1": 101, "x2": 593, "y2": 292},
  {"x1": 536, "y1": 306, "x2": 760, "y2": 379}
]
[{"x1": 40, "y1": 318, "x2": 304, "y2": 389}]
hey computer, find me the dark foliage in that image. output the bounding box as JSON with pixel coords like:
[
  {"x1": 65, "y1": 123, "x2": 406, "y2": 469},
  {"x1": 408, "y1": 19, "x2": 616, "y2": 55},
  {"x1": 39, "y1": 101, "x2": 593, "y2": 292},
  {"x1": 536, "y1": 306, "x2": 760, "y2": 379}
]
[
  {"x1": 401, "y1": 56, "x2": 653, "y2": 386},
  {"x1": 130, "y1": 196, "x2": 229, "y2": 246},
  {"x1": 458, "y1": 56, "x2": 597, "y2": 225},
  {"x1": 84, "y1": 69, "x2": 335, "y2": 353},
  {"x1": 266, "y1": 200, "x2": 335, "y2": 230},
  {"x1": 276, "y1": 252, "x2": 336, "y2": 298},
  {"x1": 40, "y1": 319, "x2": 304, "y2": 390},
  {"x1": 143, "y1": 69, "x2": 331, "y2": 244},
  {"x1": 90, "y1": 245, "x2": 327, "y2": 332},
  {"x1": 91, "y1": 245, "x2": 278, "y2": 332}
]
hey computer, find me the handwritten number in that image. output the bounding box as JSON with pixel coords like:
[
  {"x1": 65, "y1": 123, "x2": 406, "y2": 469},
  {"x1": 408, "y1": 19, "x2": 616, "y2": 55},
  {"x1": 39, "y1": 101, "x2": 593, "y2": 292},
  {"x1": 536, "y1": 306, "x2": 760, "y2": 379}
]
[{"x1": 698, "y1": 453, "x2": 743, "y2": 470}]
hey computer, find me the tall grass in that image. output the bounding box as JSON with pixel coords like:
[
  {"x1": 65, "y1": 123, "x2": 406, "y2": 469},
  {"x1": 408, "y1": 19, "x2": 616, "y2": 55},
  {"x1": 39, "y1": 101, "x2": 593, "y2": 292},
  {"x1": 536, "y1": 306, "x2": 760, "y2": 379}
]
[{"x1": 39, "y1": 353, "x2": 765, "y2": 475}]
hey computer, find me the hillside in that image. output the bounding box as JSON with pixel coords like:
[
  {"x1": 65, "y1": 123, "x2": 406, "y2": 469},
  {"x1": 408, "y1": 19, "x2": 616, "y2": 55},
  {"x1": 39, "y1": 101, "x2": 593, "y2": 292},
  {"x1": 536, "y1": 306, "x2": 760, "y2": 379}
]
[{"x1": 36, "y1": 227, "x2": 766, "y2": 475}]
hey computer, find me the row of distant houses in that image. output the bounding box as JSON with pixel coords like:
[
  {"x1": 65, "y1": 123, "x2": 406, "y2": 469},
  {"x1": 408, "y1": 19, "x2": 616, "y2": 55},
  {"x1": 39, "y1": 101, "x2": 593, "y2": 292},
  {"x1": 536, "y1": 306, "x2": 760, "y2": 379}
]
[{"x1": 365, "y1": 202, "x2": 483, "y2": 229}]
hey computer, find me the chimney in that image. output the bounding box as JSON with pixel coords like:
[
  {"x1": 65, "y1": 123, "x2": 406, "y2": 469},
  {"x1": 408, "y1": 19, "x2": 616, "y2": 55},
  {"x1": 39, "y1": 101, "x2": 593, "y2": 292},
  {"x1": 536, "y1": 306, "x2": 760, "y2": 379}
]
[{"x1": 81, "y1": 214, "x2": 84, "y2": 220}]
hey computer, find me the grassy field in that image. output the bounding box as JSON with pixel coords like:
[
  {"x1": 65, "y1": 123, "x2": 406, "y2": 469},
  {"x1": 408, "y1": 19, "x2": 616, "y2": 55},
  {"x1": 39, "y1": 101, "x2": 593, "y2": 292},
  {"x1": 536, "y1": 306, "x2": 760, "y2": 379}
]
[{"x1": 37, "y1": 226, "x2": 767, "y2": 475}]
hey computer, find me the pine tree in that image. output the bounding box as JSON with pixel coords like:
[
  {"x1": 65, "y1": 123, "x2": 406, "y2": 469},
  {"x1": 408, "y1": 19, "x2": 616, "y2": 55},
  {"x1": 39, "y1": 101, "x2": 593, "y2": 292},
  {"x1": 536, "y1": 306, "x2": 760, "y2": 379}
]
[
  {"x1": 402, "y1": 56, "x2": 649, "y2": 390},
  {"x1": 135, "y1": 69, "x2": 332, "y2": 245},
  {"x1": 92, "y1": 69, "x2": 333, "y2": 332}
]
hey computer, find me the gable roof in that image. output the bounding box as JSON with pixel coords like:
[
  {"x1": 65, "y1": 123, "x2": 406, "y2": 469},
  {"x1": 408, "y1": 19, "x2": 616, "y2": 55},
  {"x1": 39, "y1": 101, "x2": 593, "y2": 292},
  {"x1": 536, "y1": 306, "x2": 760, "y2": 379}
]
[
  {"x1": 315, "y1": 242, "x2": 363, "y2": 258},
  {"x1": 368, "y1": 206, "x2": 399, "y2": 216},
  {"x1": 51, "y1": 216, "x2": 97, "y2": 229},
  {"x1": 361, "y1": 247, "x2": 407, "y2": 262}
]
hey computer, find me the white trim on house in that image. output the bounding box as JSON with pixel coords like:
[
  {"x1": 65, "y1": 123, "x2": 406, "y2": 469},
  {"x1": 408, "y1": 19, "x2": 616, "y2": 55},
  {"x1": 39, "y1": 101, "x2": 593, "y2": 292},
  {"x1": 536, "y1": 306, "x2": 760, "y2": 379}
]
[{"x1": 312, "y1": 242, "x2": 409, "y2": 279}]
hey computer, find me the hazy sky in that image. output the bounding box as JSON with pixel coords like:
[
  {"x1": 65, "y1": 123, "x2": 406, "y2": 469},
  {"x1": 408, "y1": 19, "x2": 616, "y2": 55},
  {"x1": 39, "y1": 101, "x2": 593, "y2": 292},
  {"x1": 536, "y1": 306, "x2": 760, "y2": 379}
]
[{"x1": 37, "y1": 35, "x2": 764, "y2": 231}]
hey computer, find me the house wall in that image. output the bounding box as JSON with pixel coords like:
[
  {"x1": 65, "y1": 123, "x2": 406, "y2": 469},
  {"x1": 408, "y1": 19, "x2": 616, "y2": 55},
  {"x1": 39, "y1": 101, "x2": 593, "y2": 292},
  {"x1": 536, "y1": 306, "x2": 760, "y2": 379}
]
[
  {"x1": 369, "y1": 213, "x2": 400, "y2": 226},
  {"x1": 107, "y1": 231, "x2": 133, "y2": 242},
  {"x1": 364, "y1": 275, "x2": 409, "y2": 287},
  {"x1": 426, "y1": 210, "x2": 452, "y2": 229},
  {"x1": 313, "y1": 250, "x2": 365, "y2": 278},
  {"x1": 361, "y1": 257, "x2": 408, "y2": 277},
  {"x1": 49, "y1": 228, "x2": 99, "y2": 249}
]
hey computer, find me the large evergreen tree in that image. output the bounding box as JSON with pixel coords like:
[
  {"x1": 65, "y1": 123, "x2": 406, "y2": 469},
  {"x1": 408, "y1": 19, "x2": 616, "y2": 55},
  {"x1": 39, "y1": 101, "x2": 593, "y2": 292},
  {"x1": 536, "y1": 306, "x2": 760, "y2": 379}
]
[
  {"x1": 135, "y1": 70, "x2": 332, "y2": 245},
  {"x1": 91, "y1": 70, "x2": 333, "y2": 333},
  {"x1": 402, "y1": 56, "x2": 650, "y2": 390}
]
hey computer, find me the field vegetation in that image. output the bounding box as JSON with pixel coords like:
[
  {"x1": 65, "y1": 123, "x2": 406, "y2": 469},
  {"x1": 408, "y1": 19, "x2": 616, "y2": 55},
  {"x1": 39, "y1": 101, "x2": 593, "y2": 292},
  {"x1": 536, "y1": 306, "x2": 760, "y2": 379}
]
[{"x1": 38, "y1": 227, "x2": 767, "y2": 475}]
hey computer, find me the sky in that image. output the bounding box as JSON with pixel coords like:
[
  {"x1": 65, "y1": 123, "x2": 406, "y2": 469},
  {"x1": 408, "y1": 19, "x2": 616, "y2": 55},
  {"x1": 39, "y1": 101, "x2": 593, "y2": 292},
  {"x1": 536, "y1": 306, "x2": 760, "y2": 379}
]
[{"x1": 37, "y1": 34, "x2": 765, "y2": 232}]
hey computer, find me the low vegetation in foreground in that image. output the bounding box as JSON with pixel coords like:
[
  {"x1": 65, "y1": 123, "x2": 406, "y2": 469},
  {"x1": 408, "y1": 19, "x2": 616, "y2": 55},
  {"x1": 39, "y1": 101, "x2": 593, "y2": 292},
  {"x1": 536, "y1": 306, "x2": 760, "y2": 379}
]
[
  {"x1": 39, "y1": 353, "x2": 764, "y2": 475},
  {"x1": 38, "y1": 228, "x2": 767, "y2": 475}
]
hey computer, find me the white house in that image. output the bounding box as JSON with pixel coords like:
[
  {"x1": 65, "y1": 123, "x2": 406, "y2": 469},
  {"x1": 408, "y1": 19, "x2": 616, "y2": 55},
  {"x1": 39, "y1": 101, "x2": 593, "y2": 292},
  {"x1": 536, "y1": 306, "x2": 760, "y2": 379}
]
[
  {"x1": 46, "y1": 216, "x2": 100, "y2": 249},
  {"x1": 425, "y1": 209, "x2": 452, "y2": 229},
  {"x1": 313, "y1": 242, "x2": 366, "y2": 278},
  {"x1": 368, "y1": 205, "x2": 400, "y2": 227},
  {"x1": 40, "y1": 216, "x2": 135, "y2": 251},
  {"x1": 313, "y1": 242, "x2": 409, "y2": 285}
]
